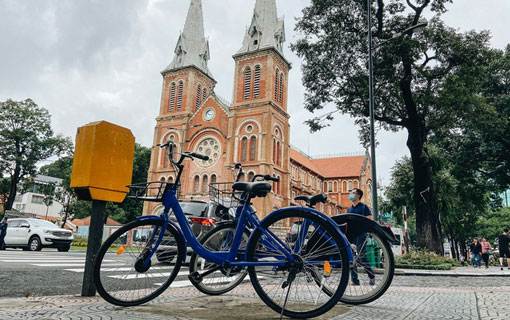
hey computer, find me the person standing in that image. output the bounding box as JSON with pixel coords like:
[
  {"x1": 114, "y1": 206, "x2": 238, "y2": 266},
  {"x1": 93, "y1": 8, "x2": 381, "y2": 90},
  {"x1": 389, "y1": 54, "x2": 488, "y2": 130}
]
[
  {"x1": 481, "y1": 238, "x2": 492, "y2": 269},
  {"x1": 469, "y1": 237, "x2": 482, "y2": 268},
  {"x1": 498, "y1": 229, "x2": 510, "y2": 270},
  {"x1": 347, "y1": 188, "x2": 375, "y2": 286},
  {"x1": 0, "y1": 216, "x2": 8, "y2": 250}
]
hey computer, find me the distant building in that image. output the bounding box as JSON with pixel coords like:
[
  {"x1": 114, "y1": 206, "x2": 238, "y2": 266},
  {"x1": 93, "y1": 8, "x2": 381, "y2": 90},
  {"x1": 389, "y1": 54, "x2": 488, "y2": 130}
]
[
  {"x1": 501, "y1": 190, "x2": 510, "y2": 207},
  {"x1": 11, "y1": 174, "x2": 64, "y2": 220},
  {"x1": 144, "y1": 0, "x2": 372, "y2": 218}
]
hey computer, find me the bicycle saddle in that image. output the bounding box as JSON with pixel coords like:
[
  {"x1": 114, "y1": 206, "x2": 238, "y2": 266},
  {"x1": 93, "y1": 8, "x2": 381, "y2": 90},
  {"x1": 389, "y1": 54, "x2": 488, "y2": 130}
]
[
  {"x1": 232, "y1": 181, "x2": 272, "y2": 198},
  {"x1": 295, "y1": 193, "x2": 328, "y2": 207}
]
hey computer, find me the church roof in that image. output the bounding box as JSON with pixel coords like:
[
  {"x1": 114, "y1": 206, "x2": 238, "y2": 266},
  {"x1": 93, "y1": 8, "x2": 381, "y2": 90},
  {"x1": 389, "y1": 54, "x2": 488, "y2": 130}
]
[
  {"x1": 290, "y1": 148, "x2": 369, "y2": 179},
  {"x1": 162, "y1": 0, "x2": 214, "y2": 79},
  {"x1": 237, "y1": 0, "x2": 286, "y2": 57},
  {"x1": 310, "y1": 156, "x2": 367, "y2": 178}
]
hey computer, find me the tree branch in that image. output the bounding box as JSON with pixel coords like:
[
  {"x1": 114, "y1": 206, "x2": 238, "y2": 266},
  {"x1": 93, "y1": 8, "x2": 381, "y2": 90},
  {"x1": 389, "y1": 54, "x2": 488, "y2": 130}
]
[{"x1": 406, "y1": 0, "x2": 417, "y2": 12}]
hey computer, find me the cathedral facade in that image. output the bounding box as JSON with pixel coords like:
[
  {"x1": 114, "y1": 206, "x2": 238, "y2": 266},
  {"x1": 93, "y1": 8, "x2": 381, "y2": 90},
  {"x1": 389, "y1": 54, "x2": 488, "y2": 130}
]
[{"x1": 144, "y1": 0, "x2": 373, "y2": 218}]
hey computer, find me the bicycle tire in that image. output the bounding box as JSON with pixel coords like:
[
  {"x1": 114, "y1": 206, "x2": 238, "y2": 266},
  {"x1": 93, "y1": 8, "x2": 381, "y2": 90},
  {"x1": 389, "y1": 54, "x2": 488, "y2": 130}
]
[
  {"x1": 189, "y1": 222, "x2": 250, "y2": 295},
  {"x1": 93, "y1": 219, "x2": 184, "y2": 306},
  {"x1": 312, "y1": 225, "x2": 395, "y2": 305},
  {"x1": 246, "y1": 209, "x2": 349, "y2": 319}
]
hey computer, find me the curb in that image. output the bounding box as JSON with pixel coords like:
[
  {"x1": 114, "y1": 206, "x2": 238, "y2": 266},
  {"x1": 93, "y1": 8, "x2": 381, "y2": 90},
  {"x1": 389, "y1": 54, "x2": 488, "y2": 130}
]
[{"x1": 395, "y1": 268, "x2": 510, "y2": 277}]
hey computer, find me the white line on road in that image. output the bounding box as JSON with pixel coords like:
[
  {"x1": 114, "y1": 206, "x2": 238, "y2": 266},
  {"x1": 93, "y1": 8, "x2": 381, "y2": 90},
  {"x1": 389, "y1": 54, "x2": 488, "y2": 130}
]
[
  {"x1": 63, "y1": 266, "x2": 175, "y2": 273},
  {"x1": 32, "y1": 263, "x2": 124, "y2": 267}
]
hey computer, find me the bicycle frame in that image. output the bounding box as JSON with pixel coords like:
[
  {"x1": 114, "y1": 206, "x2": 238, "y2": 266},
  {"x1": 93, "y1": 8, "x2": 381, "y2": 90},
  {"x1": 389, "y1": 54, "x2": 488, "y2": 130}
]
[{"x1": 137, "y1": 186, "x2": 352, "y2": 269}]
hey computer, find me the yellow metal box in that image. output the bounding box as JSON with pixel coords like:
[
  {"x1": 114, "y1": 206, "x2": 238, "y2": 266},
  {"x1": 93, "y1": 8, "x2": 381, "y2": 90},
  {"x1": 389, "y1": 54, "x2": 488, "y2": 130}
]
[{"x1": 70, "y1": 121, "x2": 135, "y2": 203}]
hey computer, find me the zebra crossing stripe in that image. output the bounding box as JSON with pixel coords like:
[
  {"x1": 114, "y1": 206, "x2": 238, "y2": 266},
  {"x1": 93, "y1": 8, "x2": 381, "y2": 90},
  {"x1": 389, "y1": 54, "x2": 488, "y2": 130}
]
[
  {"x1": 32, "y1": 263, "x2": 124, "y2": 267},
  {"x1": 64, "y1": 266, "x2": 175, "y2": 273},
  {"x1": 107, "y1": 271, "x2": 189, "y2": 280}
]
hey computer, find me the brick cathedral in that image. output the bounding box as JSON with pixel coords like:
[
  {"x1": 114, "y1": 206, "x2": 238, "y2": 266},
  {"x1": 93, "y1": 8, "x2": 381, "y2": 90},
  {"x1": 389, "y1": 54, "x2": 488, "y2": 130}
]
[{"x1": 144, "y1": 0, "x2": 373, "y2": 218}]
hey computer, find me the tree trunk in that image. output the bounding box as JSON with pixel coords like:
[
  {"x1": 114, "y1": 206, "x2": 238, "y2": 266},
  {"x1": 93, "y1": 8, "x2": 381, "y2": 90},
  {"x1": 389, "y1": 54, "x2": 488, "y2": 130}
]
[
  {"x1": 406, "y1": 129, "x2": 443, "y2": 254},
  {"x1": 5, "y1": 167, "x2": 21, "y2": 211}
]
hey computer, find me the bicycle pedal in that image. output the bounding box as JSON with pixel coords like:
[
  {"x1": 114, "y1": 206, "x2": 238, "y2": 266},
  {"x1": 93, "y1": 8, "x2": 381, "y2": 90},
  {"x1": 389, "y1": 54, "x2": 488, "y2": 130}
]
[{"x1": 188, "y1": 271, "x2": 203, "y2": 284}]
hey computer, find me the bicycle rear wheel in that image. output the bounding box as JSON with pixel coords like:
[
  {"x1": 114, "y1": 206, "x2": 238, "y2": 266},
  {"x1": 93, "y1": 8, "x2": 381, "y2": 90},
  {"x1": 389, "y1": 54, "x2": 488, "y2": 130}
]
[
  {"x1": 189, "y1": 222, "x2": 250, "y2": 295},
  {"x1": 313, "y1": 227, "x2": 395, "y2": 304},
  {"x1": 93, "y1": 219, "x2": 184, "y2": 306},
  {"x1": 247, "y1": 210, "x2": 349, "y2": 319}
]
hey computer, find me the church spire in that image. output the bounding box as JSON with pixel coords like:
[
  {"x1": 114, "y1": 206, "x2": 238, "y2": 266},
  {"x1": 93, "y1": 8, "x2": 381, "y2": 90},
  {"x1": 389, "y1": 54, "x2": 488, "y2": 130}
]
[
  {"x1": 162, "y1": 0, "x2": 213, "y2": 79},
  {"x1": 237, "y1": 0, "x2": 285, "y2": 56}
]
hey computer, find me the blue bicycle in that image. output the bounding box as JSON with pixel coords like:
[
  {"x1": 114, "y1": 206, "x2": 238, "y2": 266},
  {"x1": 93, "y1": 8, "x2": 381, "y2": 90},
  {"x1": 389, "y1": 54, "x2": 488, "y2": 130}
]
[{"x1": 93, "y1": 141, "x2": 352, "y2": 318}]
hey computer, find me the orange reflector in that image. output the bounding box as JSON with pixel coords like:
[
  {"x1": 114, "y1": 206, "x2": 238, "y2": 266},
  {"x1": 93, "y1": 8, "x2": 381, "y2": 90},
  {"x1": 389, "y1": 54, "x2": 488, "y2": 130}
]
[
  {"x1": 324, "y1": 261, "x2": 331, "y2": 276},
  {"x1": 117, "y1": 245, "x2": 126, "y2": 255}
]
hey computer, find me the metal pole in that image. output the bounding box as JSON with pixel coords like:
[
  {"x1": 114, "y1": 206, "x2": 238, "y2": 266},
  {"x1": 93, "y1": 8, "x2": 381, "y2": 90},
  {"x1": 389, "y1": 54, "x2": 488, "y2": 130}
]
[
  {"x1": 82, "y1": 200, "x2": 106, "y2": 296},
  {"x1": 367, "y1": 0, "x2": 378, "y2": 220}
]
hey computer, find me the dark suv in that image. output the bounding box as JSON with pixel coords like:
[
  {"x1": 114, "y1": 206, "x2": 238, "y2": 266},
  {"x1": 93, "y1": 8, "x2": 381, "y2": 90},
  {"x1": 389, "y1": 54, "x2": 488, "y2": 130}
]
[{"x1": 156, "y1": 200, "x2": 234, "y2": 263}]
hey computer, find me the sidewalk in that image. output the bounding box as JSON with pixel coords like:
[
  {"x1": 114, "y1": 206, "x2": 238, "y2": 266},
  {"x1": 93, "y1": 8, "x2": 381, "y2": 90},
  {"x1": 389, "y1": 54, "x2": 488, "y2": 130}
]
[{"x1": 396, "y1": 265, "x2": 510, "y2": 277}]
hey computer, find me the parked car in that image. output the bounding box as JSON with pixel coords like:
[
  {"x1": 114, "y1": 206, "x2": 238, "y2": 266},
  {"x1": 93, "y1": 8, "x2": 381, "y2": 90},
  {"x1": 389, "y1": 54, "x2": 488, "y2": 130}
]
[
  {"x1": 286, "y1": 220, "x2": 313, "y2": 247},
  {"x1": 4, "y1": 218, "x2": 74, "y2": 252},
  {"x1": 156, "y1": 200, "x2": 234, "y2": 263}
]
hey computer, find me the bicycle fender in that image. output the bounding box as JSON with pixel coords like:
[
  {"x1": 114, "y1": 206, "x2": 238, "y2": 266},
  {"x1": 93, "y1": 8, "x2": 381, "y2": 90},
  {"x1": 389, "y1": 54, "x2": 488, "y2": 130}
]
[
  {"x1": 136, "y1": 215, "x2": 188, "y2": 262},
  {"x1": 331, "y1": 214, "x2": 397, "y2": 244},
  {"x1": 260, "y1": 206, "x2": 353, "y2": 261}
]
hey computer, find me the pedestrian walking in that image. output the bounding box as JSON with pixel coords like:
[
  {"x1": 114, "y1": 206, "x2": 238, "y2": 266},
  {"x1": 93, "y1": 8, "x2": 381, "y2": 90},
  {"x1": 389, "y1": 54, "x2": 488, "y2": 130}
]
[
  {"x1": 347, "y1": 188, "x2": 375, "y2": 286},
  {"x1": 481, "y1": 238, "x2": 492, "y2": 269},
  {"x1": 498, "y1": 228, "x2": 510, "y2": 270},
  {"x1": 0, "y1": 216, "x2": 8, "y2": 250},
  {"x1": 469, "y1": 237, "x2": 482, "y2": 268}
]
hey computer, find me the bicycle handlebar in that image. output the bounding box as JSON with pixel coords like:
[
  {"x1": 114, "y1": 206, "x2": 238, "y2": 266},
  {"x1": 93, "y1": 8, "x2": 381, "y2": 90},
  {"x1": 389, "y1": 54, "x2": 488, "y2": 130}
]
[{"x1": 189, "y1": 152, "x2": 209, "y2": 161}]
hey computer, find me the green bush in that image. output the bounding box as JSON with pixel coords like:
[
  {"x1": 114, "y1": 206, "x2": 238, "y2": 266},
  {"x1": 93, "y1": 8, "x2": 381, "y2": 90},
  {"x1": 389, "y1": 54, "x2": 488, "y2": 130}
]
[
  {"x1": 72, "y1": 236, "x2": 88, "y2": 247},
  {"x1": 395, "y1": 250, "x2": 460, "y2": 270}
]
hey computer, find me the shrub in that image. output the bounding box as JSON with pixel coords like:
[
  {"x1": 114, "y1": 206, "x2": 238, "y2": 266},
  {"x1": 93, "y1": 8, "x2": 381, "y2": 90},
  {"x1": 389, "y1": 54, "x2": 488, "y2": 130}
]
[{"x1": 395, "y1": 250, "x2": 461, "y2": 270}]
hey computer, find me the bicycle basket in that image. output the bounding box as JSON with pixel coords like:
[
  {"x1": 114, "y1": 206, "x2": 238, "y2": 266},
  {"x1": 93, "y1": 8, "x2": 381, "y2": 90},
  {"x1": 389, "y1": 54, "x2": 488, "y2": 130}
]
[
  {"x1": 127, "y1": 181, "x2": 171, "y2": 202},
  {"x1": 208, "y1": 182, "x2": 244, "y2": 208}
]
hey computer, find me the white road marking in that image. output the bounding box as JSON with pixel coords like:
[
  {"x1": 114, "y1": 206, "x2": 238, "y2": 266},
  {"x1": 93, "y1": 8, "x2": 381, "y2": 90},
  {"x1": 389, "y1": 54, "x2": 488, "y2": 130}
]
[
  {"x1": 64, "y1": 266, "x2": 174, "y2": 273},
  {"x1": 32, "y1": 263, "x2": 124, "y2": 267}
]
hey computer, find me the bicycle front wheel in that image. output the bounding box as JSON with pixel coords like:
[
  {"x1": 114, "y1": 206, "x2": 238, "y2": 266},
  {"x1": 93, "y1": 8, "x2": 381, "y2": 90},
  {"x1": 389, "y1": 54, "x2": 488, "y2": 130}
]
[
  {"x1": 247, "y1": 210, "x2": 349, "y2": 319},
  {"x1": 189, "y1": 222, "x2": 250, "y2": 295},
  {"x1": 93, "y1": 219, "x2": 184, "y2": 306}
]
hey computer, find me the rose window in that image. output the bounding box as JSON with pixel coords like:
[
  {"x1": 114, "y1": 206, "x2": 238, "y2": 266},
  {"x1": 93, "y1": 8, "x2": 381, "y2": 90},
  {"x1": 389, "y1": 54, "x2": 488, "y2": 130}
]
[{"x1": 195, "y1": 137, "x2": 221, "y2": 167}]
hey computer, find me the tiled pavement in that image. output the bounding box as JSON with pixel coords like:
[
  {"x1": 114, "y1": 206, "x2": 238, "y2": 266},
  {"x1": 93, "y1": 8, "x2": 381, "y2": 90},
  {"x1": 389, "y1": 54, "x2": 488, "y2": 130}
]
[{"x1": 1, "y1": 282, "x2": 509, "y2": 319}]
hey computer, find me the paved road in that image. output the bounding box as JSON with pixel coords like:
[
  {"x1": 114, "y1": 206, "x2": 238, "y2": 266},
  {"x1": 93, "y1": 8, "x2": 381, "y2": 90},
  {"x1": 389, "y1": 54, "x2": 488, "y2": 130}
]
[
  {"x1": 2, "y1": 249, "x2": 510, "y2": 319},
  {"x1": 0, "y1": 249, "x2": 203, "y2": 297}
]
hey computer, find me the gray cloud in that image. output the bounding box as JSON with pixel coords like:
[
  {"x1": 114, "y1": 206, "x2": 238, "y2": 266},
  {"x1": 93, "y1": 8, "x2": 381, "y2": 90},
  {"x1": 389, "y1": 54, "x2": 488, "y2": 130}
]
[{"x1": 0, "y1": 0, "x2": 508, "y2": 186}]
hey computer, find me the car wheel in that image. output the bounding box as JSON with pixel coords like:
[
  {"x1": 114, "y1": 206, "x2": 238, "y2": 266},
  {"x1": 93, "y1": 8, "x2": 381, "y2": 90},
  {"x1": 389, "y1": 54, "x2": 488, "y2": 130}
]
[
  {"x1": 58, "y1": 244, "x2": 71, "y2": 252},
  {"x1": 28, "y1": 236, "x2": 42, "y2": 251}
]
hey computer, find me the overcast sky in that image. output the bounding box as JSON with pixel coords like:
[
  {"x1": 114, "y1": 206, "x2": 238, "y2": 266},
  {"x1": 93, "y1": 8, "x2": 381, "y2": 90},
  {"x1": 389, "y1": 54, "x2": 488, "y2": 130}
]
[{"x1": 1, "y1": 0, "x2": 509, "y2": 187}]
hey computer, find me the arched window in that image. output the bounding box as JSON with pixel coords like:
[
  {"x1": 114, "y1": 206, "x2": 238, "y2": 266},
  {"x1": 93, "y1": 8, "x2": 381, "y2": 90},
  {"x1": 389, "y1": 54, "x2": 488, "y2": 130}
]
[
  {"x1": 202, "y1": 88, "x2": 207, "y2": 103},
  {"x1": 193, "y1": 176, "x2": 200, "y2": 193},
  {"x1": 241, "y1": 137, "x2": 248, "y2": 162},
  {"x1": 195, "y1": 84, "x2": 202, "y2": 110},
  {"x1": 328, "y1": 181, "x2": 333, "y2": 192},
  {"x1": 210, "y1": 174, "x2": 217, "y2": 184},
  {"x1": 334, "y1": 181, "x2": 338, "y2": 192},
  {"x1": 249, "y1": 136, "x2": 256, "y2": 161},
  {"x1": 354, "y1": 180, "x2": 359, "y2": 189},
  {"x1": 169, "y1": 82, "x2": 176, "y2": 111},
  {"x1": 272, "y1": 139, "x2": 276, "y2": 163},
  {"x1": 244, "y1": 67, "x2": 252, "y2": 100},
  {"x1": 253, "y1": 65, "x2": 261, "y2": 98},
  {"x1": 279, "y1": 74, "x2": 284, "y2": 103},
  {"x1": 247, "y1": 172, "x2": 254, "y2": 182},
  {"x1": 202, "y1": 175, "x2": 208, "y2": 193},
  {"x1": 160, "y1": 177, "x2": 166, "y2": 182},
  {"x1": 177, "y1": 80, "x2": 184, "y2": 110},
  {"x1": 275, "y1": 141, "x2": 280, "y2": 166},
  {"x1": 274, "y1": 69, "x2": 279, "y2": 100},
  {"x1": 342, "y1": 181, "x2": 347, "y2": 193},
  {"x1": 348, "y1": 180, "x2": 354, "y2": 191},
  {"x1": 168, "y1": 176, "x2": 174, "y2": 184}
]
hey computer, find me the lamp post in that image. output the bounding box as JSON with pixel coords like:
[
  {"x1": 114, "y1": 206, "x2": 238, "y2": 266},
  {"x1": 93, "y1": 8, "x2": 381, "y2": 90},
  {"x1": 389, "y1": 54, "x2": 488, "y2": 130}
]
[{"x1": 367, "y1": 0, "x2": 427, "y2": 220}]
